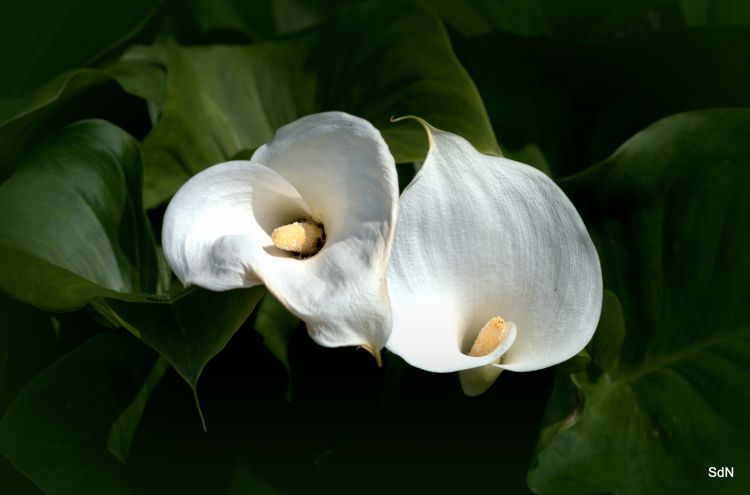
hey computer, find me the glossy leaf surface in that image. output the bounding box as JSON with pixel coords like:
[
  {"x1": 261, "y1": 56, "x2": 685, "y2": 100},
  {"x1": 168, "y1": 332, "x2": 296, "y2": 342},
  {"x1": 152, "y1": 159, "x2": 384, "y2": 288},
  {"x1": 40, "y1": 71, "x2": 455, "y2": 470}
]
[
  {"x1": 529, "y1": 110, "x2": 750, "y2": 494},
  {"x1": 0, "y1": 121, "x2": 263, "y2": 388},
  {"x1": 142, "y1": 2, "x2": 497, "y2": 206}
]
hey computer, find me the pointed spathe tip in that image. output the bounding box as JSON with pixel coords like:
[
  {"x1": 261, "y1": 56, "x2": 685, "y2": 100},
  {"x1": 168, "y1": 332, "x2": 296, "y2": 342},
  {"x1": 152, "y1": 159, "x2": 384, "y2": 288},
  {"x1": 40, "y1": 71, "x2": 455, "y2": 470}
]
[{"x1": 358, "y1": 344, "x2": 383, "y2": 367}]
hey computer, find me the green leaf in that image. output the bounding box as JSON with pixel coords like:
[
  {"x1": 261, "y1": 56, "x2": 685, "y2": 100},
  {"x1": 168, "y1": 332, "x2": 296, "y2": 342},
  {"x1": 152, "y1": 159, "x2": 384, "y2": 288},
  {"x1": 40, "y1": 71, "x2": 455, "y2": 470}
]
[
  {"x1": 0, "y1": 120, "x2": 157, "y2": 296},
  {"x1": 0, "y1": 0, "x2": 159, "y2": 98},
  {"x1": 457, "y1": 27, "x2": 750, "y2": 177},
  {"x1": 0, "y1": 294, "x2": 103, "y2": 418},
  {"x1": 96, "y1": 285, "x2": 265, "y2": 389},
  {"x1": 0, "y1": 120, "x2": 264, "y2": 394},
  {"x1": 0, "y1": 455, "x2": 43, "y2": 495},
  {"x1": 0, "y1": 45, "x2": 166, "y2": 179},
  {"x1": 0, "y1": 330, "x2": 162, "y2": 495},
  {"x1": 107, "y1": 357, "x2": 169, "y2": 463},
  {"x1": 142, "y1": 1, "x2": 497, "y2": 207},
  {"x1": 0, "y1": 45, "x2": 166, "y2": 127},
  {"x1": 529, "y1": 109, "x2": 750, "y2": 494}
]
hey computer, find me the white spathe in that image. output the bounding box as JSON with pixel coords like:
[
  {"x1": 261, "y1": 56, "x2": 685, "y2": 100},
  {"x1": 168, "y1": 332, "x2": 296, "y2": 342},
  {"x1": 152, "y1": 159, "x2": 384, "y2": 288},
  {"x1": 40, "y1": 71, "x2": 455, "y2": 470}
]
[
  {"x1": 385, "y1": 119, "x2": 602, "y2": 396},
  {"x1": 162, "y1": 112, "x2": 399, "y2": 352}
]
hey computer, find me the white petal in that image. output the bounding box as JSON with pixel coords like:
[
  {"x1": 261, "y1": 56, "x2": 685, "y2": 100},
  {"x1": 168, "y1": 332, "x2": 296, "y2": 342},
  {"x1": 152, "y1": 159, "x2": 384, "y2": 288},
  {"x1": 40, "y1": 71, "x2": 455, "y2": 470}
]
[
  {"x1": 162, "y1": 160, "x2": 311, "y2": 291},
  {"x1": 386, "y1": 120, "x2": 602, "y2": 377},
  {"x1": 247, "y1": 112, "x2": 399, "y2": 350}
]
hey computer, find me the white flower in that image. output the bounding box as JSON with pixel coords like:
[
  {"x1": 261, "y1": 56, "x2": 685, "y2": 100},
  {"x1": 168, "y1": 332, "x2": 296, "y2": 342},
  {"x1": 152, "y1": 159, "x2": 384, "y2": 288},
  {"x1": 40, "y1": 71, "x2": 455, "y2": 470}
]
[
  {"x1": 162, "y1": 112, "x2": 399, "y2": 356},
  {"x1": 385, "y1": 118, "x2": 602, "y2": 395}
]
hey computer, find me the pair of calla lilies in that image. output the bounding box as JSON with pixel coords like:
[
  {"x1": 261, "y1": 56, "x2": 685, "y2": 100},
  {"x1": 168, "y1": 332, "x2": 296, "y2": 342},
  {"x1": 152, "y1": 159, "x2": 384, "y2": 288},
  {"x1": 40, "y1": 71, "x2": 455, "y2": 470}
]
[{"x1": 163, "y1": 112, "x2": 602, "y2": 395}]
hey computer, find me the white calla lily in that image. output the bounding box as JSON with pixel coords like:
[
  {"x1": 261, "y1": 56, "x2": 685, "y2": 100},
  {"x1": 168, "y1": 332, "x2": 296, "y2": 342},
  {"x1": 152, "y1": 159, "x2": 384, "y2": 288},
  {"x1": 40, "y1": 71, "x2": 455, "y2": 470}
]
[
  {"x1": 162, "y1": 112, "x2": 399, "y2": 355},
  {"x1": 386, "y1": 119, "x2": 602, "y2": 395}
]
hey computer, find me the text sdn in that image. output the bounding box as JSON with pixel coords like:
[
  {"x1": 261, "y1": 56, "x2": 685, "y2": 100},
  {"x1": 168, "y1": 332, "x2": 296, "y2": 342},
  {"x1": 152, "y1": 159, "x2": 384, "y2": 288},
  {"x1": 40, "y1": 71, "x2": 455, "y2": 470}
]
[{"x1": 708, "y1": 467, "x2": 734, "y2": 478}]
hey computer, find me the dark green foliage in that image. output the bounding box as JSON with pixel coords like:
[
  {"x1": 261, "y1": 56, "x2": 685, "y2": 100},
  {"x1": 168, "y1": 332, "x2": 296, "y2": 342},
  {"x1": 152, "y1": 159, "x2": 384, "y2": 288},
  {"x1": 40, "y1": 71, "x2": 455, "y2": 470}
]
[{"x1": 0, "y1": 1, "x2": 748, "y2": 494}]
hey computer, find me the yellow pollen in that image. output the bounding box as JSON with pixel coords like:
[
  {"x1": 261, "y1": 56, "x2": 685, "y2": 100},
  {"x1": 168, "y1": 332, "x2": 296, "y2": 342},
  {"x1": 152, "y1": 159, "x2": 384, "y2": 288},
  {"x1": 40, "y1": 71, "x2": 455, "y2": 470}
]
[
  {"x1": 468, "y1": 316, "x2": 507, "y2": 357},
  {"x1": 271, "y1": 220, "x2": 324, "y2": 256}
]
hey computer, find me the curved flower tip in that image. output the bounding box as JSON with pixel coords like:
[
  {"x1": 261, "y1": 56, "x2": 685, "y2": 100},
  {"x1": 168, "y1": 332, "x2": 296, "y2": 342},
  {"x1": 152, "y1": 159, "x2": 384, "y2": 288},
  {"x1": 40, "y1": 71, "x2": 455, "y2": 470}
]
[
  {"x1": 162, "y1": 112, "x2": 399, "y2": 351},
  {"x1": 385, "y1": 119, "x2": 602, "y2": 395}
]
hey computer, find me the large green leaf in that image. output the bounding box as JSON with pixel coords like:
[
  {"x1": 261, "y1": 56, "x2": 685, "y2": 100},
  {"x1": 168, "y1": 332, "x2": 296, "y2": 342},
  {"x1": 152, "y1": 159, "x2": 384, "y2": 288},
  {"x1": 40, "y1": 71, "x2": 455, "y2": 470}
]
[
  {"x1": 0, "y1": 120, "x2": 157, "y2": 295},
  {"x1": 0, "y1": 330, "x2": 163, "y2": 495},
  {"x1": 142, "y1": 1, "x2": 497, "y2": 207},
  {"x1": 528, "y1": 109, "x2": 750, "y2": 494},
  {"x1": 0, "y1": 45, "x2": 166, "y2": 127},
  {"x1": 0, "y1": 120, "x2": 264, "y2": 391},
  {"x1": 96, "y1": 285, "x2": 265, "y2": 389},
  {"x1": 0, "y1": 293, "x2": 116, "y2": 494},
  {"x1": 0, "y1": 0, "x2": 159, "y2": 98},
  {"x1": 456, "y1": 27, "x2": 750, "y2": 177},
  {"x1": 0, "y1": 45, "x2": 166, "y2": 179}
]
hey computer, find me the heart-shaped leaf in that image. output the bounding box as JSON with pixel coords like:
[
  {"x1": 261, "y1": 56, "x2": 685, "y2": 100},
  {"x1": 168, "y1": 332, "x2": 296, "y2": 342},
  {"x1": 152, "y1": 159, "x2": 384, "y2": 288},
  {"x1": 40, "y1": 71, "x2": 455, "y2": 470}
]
[
  {"x1": 529, "y1": 109, "x2": 750, "y2": 494},
  {"x1": 0, "y1": 120, "x2": 263, "y2": 394},
  {"x1": 97, "y1": 285, "x2": 265, "y2": 389},
  {"x1": 141, "y1": 1, "x2": 498, "y2": 207},
  {"x1": 0, "y1": 330, "x2": 164, "y2": 495},
  {"x1": 0, "y1": 120, "x2": 157, "y2": 295}
]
